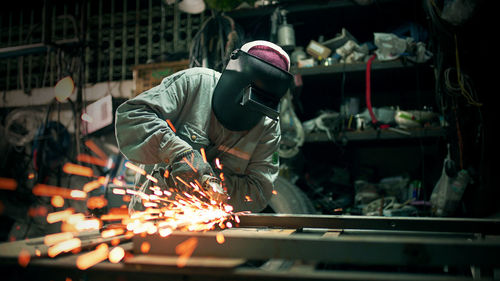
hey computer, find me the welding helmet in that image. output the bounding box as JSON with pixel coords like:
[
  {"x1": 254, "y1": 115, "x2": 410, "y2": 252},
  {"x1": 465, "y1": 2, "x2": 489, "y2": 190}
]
[{"x1": 212, "y1": 40, "x2": 293, "y2": 131}]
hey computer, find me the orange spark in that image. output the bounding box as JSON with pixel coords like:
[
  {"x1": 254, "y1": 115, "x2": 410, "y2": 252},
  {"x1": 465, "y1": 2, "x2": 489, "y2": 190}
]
[
  {"x1": 51, "y1": 196, "x2": 65, "y2": 208},
  {"x1": 76, "y1": 154, "x2": 108, "y2": 167},
  {"x1": 62, "y1": 163, "x2": 94, "y2": 177},
  {"x1": 74, "y1": 218, "x2": 101, "y2": 232},
  {"x1": 146, "y1": 174, "x2": 158, "y2": 183},
  {"x1": 111, "y1": 238, "x2": 121, "y2": 246},
  {"x1": 76, "y1": 243, "x2": 109, "y2": 270},
  {"x1": 35, "y1": 249, "x2": 41, "y2": 257},
  {"x1": 28, "y1": 206, "x2": 48, "y2": 217},
  {"x1": 215, "y1": 158, "x2": 223, "y2": 170},
  {"x1": 124, "y1": 161, "x2": 146, "y2": 175},
  {"x1": 18, "y1": 249, "x2": 31, "y2": 267},
  {"x1": 216, "y1": 232, "x2": 225, "y2": 244},
  {"x1": 108, "y1": 247, "x2": 125, "y2": 263},
  {"x1": 28, "y1": 173, "x2": 35, "y2": 180},
  {"x1": 84, "y1": 139, "x2": 108, "y2": 161},
  {"x1": 113, "y1": 178, "x2": 125, "y2": 187},
  {"x1": 0, "y1": 177, "x2": 17, "y2": 191},
  {"x1": 70, "y1": 190, "x2": 87, "y2": 199},
  {"x1": 175, "y1": 176, "x2": 190, "y2": 188},
  {"x1": 87, "y1": 196, "x2": 108, "y2": 209},
  {"x1": 272, "y1": 190, "x2": 278, "y2": 195},
  {"x1": 159, "y1": 227, "x2": 172, "y2": 237},
  {"x1": 101, "y1": 228, "x2": 125, "y2": 238},
  {"x1": 47, "y1": 209, "x2": 74, "y2": 224},
  {"x1": 245, "y1": 195, "x2": 252, "y2": 202},
  {"x1": 33, "y1": 184, "x2": 87, "y2": 200},
  {"x1": 48, "y1": 238, "x2": 81, "y2": 257},
  {"x1": 175, "y1": 237, "x2": 198, "y2": 268},
  {"x1": 112, "y1": 188, "x2": 126, "y2": 195},
  {"x1": 219, "y1": 172, "x2": 224, "y2": 181},
  {"x1": 166, "y1": 119, "x2": 176, "y2": 133},
  {"x1": 140, "y1": 242, "x2": 151, "y2": 253},
  {"x1": 200, "y1": 148, "x2": 207, "y2": 163},
  {"x1": 44, "y1": 232, "x2": 74, "y2": 246},
  {"x1": 163, "y1": 169, "x2": 170, "y2": 178},
  {"x1": 182, "y1": 157, "x2": 197, "y2": 173},
  {"x1": 83, "y1": 177, "x2": 106, "y2": 193}
]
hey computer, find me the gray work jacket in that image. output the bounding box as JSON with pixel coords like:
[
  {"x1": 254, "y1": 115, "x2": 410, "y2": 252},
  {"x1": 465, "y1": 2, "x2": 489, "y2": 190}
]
[{"x1": 115, "y1": 67, "x2": 280, "y2": 213}]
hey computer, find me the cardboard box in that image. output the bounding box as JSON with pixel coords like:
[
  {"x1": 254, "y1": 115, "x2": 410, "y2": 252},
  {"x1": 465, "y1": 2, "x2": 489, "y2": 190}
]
[{"x1": 306, "y1": 40, "x2": 332, "y2": 60}]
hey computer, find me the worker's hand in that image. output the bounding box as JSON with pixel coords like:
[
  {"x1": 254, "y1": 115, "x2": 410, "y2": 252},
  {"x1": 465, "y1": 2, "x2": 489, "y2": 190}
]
[{"x1": 170, "y1": 149, "x2": 215, "y2": 190}]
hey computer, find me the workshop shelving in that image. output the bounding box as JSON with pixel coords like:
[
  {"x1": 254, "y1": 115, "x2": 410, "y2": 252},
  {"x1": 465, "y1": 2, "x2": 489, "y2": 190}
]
[
  {"x1": 305, "y1": 126, "x2": 446, "y2": 143},
  {"x1": 290, "y1": 59, "x2": 411, "y2": 76}
]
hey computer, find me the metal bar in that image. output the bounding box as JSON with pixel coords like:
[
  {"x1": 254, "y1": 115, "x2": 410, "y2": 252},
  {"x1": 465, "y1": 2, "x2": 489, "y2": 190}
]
[
  {"x1": 134, "y1": 0, "x2": 139, "y2": 66},
  {"x1": 238, "y1": 214, "x2": 500, "y2": 235},
  {"x1": 147, "y1": 0, "x2": 152, "y2": 61},
  {"x1": 160, "y1": 1, "x2": 165, "y2": 55},
  {"x1": 121, "y1": 0, "x2": 127, "y2": 80},
  {"x1": 133, "y1": 231, "x2": 500, "y2": 267},
  {"x1": 109, "y1": 0, "x2": 115, "y2": 81},
  {"x1": 0, "y1": 39, "x2": 79, "y2": 59},
  {"x1": 97, "y1": 0, "x2": 102, "y2": 82}
]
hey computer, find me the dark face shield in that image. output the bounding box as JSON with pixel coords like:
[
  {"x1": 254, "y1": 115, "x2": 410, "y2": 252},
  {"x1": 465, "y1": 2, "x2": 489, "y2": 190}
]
[{"x1": 212, "y1": 50, "x2": 293, "y2": 131}]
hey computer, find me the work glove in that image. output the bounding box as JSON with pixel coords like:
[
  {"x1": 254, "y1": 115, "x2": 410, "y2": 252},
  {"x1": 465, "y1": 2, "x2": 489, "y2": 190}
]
[
  {"x1": 170, "y1": 149, "x2": 228, "y2": 203},
  {"x1": 169, "y1": 149, "x2": 213, "y2": 188}
]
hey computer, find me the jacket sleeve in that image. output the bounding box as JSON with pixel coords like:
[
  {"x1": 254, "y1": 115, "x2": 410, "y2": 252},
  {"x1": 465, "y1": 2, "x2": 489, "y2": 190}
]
[
  {"x1": 224, "y1": 121, "x2": 281, "y2": 213},
  {"x1": 115, "y1": 72, "x2": 192, "y2": 165}
]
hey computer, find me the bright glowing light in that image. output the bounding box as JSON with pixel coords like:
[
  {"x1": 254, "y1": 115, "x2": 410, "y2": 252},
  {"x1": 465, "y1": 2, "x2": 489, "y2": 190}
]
[
  {"x1": 54, "y1": 76, "x2": 74, "y2": 102},
  {"x1": 81, "y1": 113, "x2": 93, "y2": 123},
  {"x1": 216, "y1": 232, "x2": 225, "y2": 244},
  {"x1": 84, "y1": 139, "x2": 108, "y2": 160},
  {"x1": 108, "y1": 247, "x2": 125, "y2": 263},
  {"x1": 124, "y1": 161, "x2": 146, "y2": 175},
  {"x1": 0, "y1": 177, "x2": 17, "y2": 191},
  {"x1": 47, "y1": 209, "x2": 74, "y2": 224},
  {"x1": 175, "y1": 237, "x2": 198, "y2": 268},
  {"x1": 101, "y1": 228, "x2": 125, "y2": 238},
  {"x1": 51, "y1": 196, "x2": 65, "y2": 208},
  {"x1": 77, "y1": 154, "x2": 108, "y2": 167},
  {"x1": 140, "y1": 242, "x2": 151, "y2": 253},
  {"x1": 200, "y1": 148, "x2": 207, "y2": 163},
  {"x1": 48, "y1": 238, "x2": 81, "y2": 257},
  {"x1": 18, "y1": 249, "x2": 31, "y2": 267},
  {"x1": 215, "y1": 158, "x2": 223, "y2": 170},
  {"x1": 76, "y1": 243, "x2": 108, "y2": 270},
  {"x1": 44, "y1": 232, "x2": 74, "y2": 246},
  {"x1": 63, "y1": 163, "x2": 94, "y2": 178}
]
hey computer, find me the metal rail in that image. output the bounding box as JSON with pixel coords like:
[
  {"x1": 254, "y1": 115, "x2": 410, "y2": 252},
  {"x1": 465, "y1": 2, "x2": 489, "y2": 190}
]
[
  {"x1": 238, "y1": 214, "x2": 500, "y2": 235},
  {"x1": 133, "y1": 230, "x2": 500, "y2": 267}
]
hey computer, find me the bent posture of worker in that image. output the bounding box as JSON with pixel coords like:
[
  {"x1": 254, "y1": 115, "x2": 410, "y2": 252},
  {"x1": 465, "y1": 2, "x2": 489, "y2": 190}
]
[{"x1": 115, "y1": 40, "x2": 292, "y2": 213}]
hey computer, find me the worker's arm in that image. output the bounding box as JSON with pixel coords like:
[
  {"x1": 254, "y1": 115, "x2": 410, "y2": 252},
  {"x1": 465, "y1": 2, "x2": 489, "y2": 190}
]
[
  {"x1": 223, "y1": 121, "x2": 281, "y2": 213},
  {"x1": 115, "y1": 72, "x2": 192, "y2": 165}
]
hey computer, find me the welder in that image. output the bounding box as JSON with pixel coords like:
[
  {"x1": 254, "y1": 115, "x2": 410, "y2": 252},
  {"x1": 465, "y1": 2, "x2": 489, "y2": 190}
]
[{"x1": 115, "y1": 40, "x2": 293, "y2": 213}]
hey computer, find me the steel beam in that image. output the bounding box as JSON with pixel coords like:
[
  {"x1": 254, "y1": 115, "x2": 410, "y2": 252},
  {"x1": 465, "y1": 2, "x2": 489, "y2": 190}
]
[
  {"x1": 133, "y1": 230, "x2": 500, "y2": 267},
  {"x1": 238, "y1": 214, "x2": 500, "y2": 235}
]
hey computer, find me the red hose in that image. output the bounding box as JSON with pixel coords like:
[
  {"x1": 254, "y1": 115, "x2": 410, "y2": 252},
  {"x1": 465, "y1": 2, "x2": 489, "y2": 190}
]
[
  {"x1": 366, "y1": 54, "x2": 378, "y2": 124},
  {"x1": 365, "y1": 54, "x2": 390, "y2": 129}
]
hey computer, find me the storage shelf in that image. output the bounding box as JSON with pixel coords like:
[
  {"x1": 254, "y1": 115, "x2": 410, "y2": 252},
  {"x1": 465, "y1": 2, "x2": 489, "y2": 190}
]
[
  {"x1": 291, "y1": 60, "x2": 421, "y2": 76},
  {"x1": 305, "y1": 127, "x2": 446, "y2": 142}
]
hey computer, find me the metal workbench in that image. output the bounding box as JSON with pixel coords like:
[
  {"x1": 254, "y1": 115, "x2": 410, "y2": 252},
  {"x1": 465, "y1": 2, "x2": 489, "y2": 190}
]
[{"x1": 1, "y1": 214, "x2": 499, "y2": 281}]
